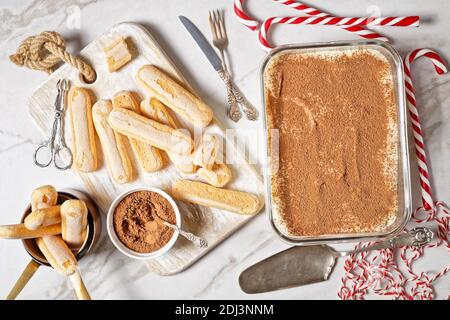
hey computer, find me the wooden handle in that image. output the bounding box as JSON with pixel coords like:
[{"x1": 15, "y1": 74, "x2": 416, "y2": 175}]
[
  {"x1": 0, "y1": 223, "x2": 61, "y2": 239},
  {"x1": 69, "y1": 271, "x2": 91, "y2": 300},
  {"x1": 5, "y1": 260, "x2": 41, "y2": 300}
]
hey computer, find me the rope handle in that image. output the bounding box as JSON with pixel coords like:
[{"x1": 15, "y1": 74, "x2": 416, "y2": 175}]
[{"x1": 9, "y1": 31, "x2": 96, "y2": 83}]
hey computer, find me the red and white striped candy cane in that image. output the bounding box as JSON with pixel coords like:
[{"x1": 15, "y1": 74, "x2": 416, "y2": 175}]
[
  {"x1": 234, "y1": 0, "x2": 419, "y2": 29},
  {"x1": 267, "y1": 16, "x2": 419, "y2": 28},
  {"x1": 258, "y1": 16, "x2": 390, "y2": 51},
  {"x1": 273, "y1": 0, "x2": 389, "y2": 41},
  {"x1": 343, "y1": 16, "x2": 419, "y2": 27},
  {"x1": 404, "y1": 49, "x2": 447, "y2": 215},
  {"x1": 233, "y1": 0, "x2": 259, "y2": 31},
  {"x1": 274, "y1": 0, "x2": 419, "y2": 27},
  {"x1": 235, "y1": 1, "x2": 421, "y2": 52}
]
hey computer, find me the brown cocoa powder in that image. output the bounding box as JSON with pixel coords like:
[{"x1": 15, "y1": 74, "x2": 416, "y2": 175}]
[
  {"x1": 114, "y1": 190, "x2": 176, "y2": 253},
  {"x1": 265, "y1": 49, "x2": 398, "y2": 236}
]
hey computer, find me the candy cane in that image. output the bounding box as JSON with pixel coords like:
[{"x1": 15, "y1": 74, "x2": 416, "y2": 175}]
[
  {"x1": 235, "y1": 0, "x2": 421, "y2": 51},
  {"x1": 274, "y1": 0, "x2": 418, "y2": 26},
  {"x1": 272, "y1": 0, "x2": 389, "y2": 42},
  {"x1": 404, "y1": 49, "x2": 447, "y2": 213},
  {"x1": 339, "y1": 17, "x2": 419, "y2": 27},
  {"x1": 234, "y1": 0, "x2": 419, "y2": 28},
  {"x1": 276, "y1": 0, "x2": 419, "y2": 27},
  {"x1": 233, "y1": 0, "x2": 258, "y2": 31},
  {"x1": 268, "y1": 16, "x2": 419, "y2": 27},
  {"x1": 258, "y1": 16, "x2": 390, "y2": 51}
]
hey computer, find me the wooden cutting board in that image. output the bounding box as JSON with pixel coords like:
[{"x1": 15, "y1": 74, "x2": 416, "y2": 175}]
[{"x1": 28, "y1": 22, "x2": 264, "y2": 275}]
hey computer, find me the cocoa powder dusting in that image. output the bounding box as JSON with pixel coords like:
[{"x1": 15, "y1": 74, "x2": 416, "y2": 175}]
[
  {"x1": 265, "y1": 49, "x2": 398, "y2": 236},
  {"x1": 114, "y1": 191, "x2": 176, "y2": 253}
]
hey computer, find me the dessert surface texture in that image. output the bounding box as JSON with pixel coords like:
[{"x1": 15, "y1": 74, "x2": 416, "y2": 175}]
[{"x1": 265, "y1": 48, "x2": 399, "y2": 236}]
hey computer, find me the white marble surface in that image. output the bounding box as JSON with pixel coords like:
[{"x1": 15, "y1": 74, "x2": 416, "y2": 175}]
[{"x1": 0, "y1": 0, "x2": 449, "y2": 300}]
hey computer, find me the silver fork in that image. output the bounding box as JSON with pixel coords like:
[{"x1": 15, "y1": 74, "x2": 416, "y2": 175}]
[
  {"x1": 209, "y1": 10, "x2": 241, "y2": 122},
  {"x1": 208, "y1": 10, "x2": 259, "y2": 121},
  {"x1": 209, "y1": 10, "x2": 229, "y2": 72}
]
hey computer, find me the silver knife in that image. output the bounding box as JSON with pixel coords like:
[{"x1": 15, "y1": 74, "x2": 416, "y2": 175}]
[{"x1": 179, "y1": 16, "x2": 258, "y2": 121}]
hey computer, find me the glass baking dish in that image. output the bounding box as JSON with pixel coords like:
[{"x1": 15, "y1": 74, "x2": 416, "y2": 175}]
[{"x1": 260, "y1": 40, "x2": 412, "y2": 245}]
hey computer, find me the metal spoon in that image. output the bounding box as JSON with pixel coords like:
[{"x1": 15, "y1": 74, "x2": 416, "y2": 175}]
[
  {"x1": 153, "y1": 213, "x2": 208, "y2": 248},
  {"x1": 239, "y1": 227, "x2": 434, "y2": 294}
]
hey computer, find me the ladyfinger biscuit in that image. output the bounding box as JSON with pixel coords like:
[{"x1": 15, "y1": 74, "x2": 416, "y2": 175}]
[
  {"x1": 197, "y1": 164, "x2": 232, "y2": 188},
  {"x1": 140, "y1": 97, "x2": 179, "y2": 128},
  {"x1": 61, "y1": 200, "x2": 88, "y2": 250},
  {"x1": 193, "y1": 134, "x2": 220, "y2": 170},
  {"x1": 0, "y1": 224, "x2": 61, "y2": 239},
  {"x1": 109, "y1": 108, "x2": 193, "y2": 155},
  {"x1": 37, "y1": 236, "x2": 91, "y2": 299},
  {"x1": 68, "y1": 87, "x2": 98, "y2": 172},
  {"x1": 92, "y1": 100, "x2": 134, "y2": 183},
  {"x1": 141, "y1": 98, "x2": 197, "y2": 174},
  {"x1": 69, "y1": 270, "x2": 91, "y2": 300},
  {"x1": 31, "y1": 185, "x2": 58, "y2": 211},
  {"x1": 136, "y1": 65, "x2": 213, "y2": 128},
  {"x1": 36, "y1": 236, "x2": 77, "y2": 276},
  {"x1": 112, "y1": 91, "x2": 163, "y2": 172},
  {"x1": 36, "y1": 237, "x2": 65, "y2": 275},
  {"x1": 166, "y1": 152, "x2": 197, "y2": 174},
  {"x1": 24, "y1": 205, "x2": 61, "y2": 230},
  {"x1": 172, "y1": 180, "x2": 263, "y2": 215}
]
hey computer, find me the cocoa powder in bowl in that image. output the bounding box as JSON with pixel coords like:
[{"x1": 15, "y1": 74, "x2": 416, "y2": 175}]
[{"x1": 113, "y1": 190, "x2": 176, "y2": 253}]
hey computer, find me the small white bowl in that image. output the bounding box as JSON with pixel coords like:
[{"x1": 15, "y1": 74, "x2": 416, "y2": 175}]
[{"x1": 107, "y1": 187, "x2": 181, "y2": 260}]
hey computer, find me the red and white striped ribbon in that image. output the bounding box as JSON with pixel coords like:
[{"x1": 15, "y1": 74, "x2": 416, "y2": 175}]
[
  {"x1": 234, "y1": 0, "x2": 421, "y2": 51},
  {"x1": 339, "y1": 49, "x2": 449, "y2": 300},
  {"x1": 339, "y1": 205, "x2": 449, "y2": 299},
  {"x1": 404, "y1": 49, "x2": 447, "y2": 213}
]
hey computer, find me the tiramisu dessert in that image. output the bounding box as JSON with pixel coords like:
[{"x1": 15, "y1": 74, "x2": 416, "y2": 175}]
[{"x1": 264, "y1": 47, "x2": 399, "y2": 237}]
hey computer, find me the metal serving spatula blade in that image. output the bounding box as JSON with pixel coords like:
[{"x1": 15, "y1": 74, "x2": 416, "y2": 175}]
[
  {"x1": 239, "y1": 227, "x2": 433, "y2": 294},
  {"x1": 239, "y1": 246, "x2": 335, "y2": 294}
]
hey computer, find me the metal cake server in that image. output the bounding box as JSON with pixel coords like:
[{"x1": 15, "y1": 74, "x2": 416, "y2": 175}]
[{"x1": 239, "y1": 227, "x2": 434, "y2": 294}]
